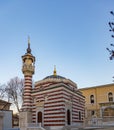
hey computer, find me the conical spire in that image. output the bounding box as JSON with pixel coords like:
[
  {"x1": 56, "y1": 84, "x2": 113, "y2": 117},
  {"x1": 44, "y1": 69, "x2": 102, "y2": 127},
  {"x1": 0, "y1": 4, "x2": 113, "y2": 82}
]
[
  {"x1": 27, "y1": 36, "x2": 31, "y2": 53},
  {"x1": 53, "y1": 65, "x2": 57, "y2": 76}
]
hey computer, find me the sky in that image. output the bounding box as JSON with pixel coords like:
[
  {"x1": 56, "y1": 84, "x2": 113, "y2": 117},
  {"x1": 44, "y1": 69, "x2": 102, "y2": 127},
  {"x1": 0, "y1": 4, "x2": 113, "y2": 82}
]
[{"x1": 0, "y1": 0, "x2": 114, "y2": 89}]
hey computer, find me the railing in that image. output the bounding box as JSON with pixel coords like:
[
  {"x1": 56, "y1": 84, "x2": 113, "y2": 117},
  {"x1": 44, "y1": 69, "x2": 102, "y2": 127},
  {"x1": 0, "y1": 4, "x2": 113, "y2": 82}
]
[
  {"x1": 103, "y1": 117, "x2": 114, "y2": 122},
  {"x1": 84, "y1": 118, "x2": 103, "y2": 127},
  {"x1": 84, "y1": 117, "x2": 114, "y2": 127}
]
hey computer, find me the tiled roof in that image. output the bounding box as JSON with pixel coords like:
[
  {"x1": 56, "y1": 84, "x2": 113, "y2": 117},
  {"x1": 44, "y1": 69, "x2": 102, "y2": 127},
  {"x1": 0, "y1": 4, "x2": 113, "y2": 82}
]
[{"x1": 44, "y1": 75, "x2": 66, "y2": 80}]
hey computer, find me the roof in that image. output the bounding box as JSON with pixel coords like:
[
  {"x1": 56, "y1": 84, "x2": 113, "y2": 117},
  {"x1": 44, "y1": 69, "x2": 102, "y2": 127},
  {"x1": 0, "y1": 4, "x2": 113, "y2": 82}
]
[
  {"x1": 35, "y1": 67, "x2": 77, "y2": 87},
  {"x1": 0, "y1": 99, "x2": 11, "y2": 104},
  {"x1": 44, "y1": 75, "x2": 66, "y2": 80},
  {"x1": 79, "y1": 83, "x2": 114, "y2": 90},
  {"x1": 0, "y1": 99, "x2": 11, "y2": 110}
]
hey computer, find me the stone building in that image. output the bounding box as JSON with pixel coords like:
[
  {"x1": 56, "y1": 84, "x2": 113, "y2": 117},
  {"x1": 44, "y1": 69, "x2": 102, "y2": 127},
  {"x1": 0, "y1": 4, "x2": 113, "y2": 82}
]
[
  {"x1": 0, "y1": 99, "x2": 12, "y2": 130},
  {"x1": 80, "y1": 83, "x2": 114, "y2": 122},
  {"x1": 19, "y1": 40, "x2": 85, "y2": 130}
]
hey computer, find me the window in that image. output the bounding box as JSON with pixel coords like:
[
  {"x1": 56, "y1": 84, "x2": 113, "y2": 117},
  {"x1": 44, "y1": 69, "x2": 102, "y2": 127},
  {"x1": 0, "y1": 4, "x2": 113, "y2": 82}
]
[
  {"x1": 91, "y1": 110, "x2": 95, "y2": 116},
  {"x1": 90, "y1": 95, "x2": 94, "y2": 104},
  {"x1": 67, "y1": 109, "x2": 71, "y2": 125},
  {"x1": 108, "y1": 92, "x2": 113, "y2": 102},
  {"x1": 79, "y1": 111, "x2": 81, "y2": 120}
]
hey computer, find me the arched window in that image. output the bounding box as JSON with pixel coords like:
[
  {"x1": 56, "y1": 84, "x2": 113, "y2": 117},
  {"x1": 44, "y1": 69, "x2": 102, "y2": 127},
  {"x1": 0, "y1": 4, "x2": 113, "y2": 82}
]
[
  {"x1": 90, "y1": 95, "x2": 94, "y2": 104},
  {"x1": 108, "y1": 92, "x2": 113, "y2": 102},
  {"x1": 91, "y1": 110, "x2": 95, "y2": 116},
  {"x1": 79, "y1": 111, "x2": 81, "y2": 120}
]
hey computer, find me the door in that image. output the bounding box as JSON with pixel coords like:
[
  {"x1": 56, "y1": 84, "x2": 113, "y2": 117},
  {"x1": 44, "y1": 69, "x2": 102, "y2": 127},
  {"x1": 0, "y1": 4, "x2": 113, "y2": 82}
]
[
  {"x1": 37, "y1": 111, "x2": 42, "y2": 123},
  {"x1": 67, "y1": 109, "x2": 71, "y2": 125}
]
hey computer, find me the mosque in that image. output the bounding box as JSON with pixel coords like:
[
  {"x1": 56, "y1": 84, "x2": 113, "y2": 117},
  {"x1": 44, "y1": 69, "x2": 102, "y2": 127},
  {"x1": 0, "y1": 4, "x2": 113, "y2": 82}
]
[{"x1": 19, "y1": 39, "x2": 85, "y2": 130}]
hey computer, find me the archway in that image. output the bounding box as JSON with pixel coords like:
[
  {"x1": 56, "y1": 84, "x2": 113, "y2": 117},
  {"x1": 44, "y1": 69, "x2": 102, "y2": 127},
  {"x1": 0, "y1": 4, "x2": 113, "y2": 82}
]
[
  {"x1": 103, "y1": 107, "x2": 114, "y2": 117},
  {"x1": 67, "y1": 109, "x2": 71, "y2": 125},
  {"x1": 37, "y1": 111, "x2": 42, "y2": 123}
]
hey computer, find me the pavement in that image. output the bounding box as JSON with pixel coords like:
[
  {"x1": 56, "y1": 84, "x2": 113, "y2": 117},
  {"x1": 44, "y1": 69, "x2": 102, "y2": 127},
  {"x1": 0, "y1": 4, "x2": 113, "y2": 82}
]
[{"x1": 81, "y1": 126, "x2": 114, "y2": 130}]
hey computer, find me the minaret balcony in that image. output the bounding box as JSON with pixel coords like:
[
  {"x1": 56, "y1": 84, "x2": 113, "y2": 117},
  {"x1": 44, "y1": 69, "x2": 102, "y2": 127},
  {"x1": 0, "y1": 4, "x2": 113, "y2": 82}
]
[{"x1": 22, "y1": 65, "x2": 35, "y2": 74}]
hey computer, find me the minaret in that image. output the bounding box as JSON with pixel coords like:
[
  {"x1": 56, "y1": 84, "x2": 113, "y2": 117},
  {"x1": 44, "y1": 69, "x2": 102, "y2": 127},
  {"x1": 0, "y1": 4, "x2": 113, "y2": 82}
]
[{"x1": 21, "y1": 37, "x2": 35, "y2": 111}]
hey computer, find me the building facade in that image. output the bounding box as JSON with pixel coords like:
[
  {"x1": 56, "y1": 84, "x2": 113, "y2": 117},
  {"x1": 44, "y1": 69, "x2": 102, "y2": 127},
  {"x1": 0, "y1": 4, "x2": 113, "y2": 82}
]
[
  {"x1": 32, "y1": 72, "x2": 85, "y2": 129},
  {"x1": 80, "y1": 84, "x2": 114, "y2": 121},
  {"x1": 19, "y1": 40, "x2": 85, "y2": 130}
]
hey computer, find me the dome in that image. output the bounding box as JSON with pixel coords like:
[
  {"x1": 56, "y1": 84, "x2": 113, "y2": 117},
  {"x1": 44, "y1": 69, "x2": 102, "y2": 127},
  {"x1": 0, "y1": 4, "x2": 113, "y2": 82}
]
[
  {"x1": 44, "y1": 75, "x2": 66, "y2": 80},
  {"x1": 44, "y1": 66, "x2": 66, "y2": 80},
  {"x1": 35, "y1": 66, "x2": 77, "y2": 88}
]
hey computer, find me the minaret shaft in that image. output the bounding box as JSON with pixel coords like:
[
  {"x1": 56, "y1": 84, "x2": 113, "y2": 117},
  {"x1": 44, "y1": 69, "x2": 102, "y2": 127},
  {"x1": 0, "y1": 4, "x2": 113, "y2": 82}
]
[{"x1": 22, "y1": 75, "x2": 32, "y2": 110}]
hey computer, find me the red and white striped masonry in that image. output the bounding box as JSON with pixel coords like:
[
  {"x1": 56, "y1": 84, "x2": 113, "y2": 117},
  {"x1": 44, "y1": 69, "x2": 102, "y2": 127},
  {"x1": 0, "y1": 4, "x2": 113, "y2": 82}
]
[{"x1": 21, "y1": 75, "x2": 33, "y2": 111}]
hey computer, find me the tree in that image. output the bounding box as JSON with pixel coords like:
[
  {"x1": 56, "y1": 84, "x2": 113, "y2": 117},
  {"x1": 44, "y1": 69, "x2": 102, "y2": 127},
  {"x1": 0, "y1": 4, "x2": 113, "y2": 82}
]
[
  {"x1": 107, "y1": 11, "x2": 114, "y2": 60},
  {"x1": 0, "y1": 84, "x2": 6, "y2": 99},
  {"x1": 5, "y1": 77, "x2": 24, "y2": 113}
]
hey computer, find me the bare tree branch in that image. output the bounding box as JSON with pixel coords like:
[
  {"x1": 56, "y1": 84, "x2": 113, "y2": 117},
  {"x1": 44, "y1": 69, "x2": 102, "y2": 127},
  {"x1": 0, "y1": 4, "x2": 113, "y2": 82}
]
[
  {"x1": 107, "y1": 11, "x2": 114, "y2": 60},
  {"x1": 5, "y1": 77, "x2": 24, "y2": 113},
  {"x1": 0, "y1": 84, "x2": 6, "y2": 99}
]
